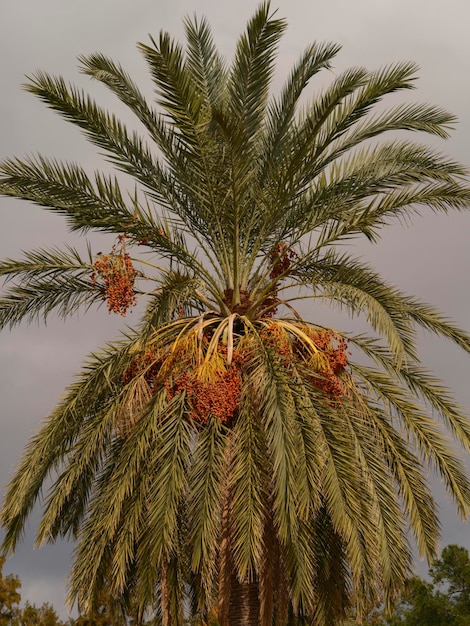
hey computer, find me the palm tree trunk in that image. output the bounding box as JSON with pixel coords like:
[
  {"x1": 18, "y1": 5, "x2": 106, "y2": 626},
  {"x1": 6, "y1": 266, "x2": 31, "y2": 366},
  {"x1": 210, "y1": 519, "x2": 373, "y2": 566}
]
[
  {"x1": 217, "y1": 491, "x2": 262, "y2": 626},
  {"x1": 265, "y1": 515, "x2": 290, "y2": 626},
  {"x1": 218, "y1": 441, "x2": 279, "y2": 626},
  {"x1": 227, "y1": 574, "x2": 260, "y2": 626},
  {"x1": 161, "y1": 560, "x2": 171, "y2": 626},
  {"x1": 217, "y1": 506, "x2": 232, "y2": 626},
  {"x1": 259, "y1": 511, "x2": 275, "y2": 626}
]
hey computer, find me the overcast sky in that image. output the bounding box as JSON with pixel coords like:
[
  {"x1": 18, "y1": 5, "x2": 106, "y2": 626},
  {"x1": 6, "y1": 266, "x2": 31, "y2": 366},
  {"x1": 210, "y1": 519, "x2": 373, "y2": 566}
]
[{"x1": 1, "y1": 0, "x2": 469, "y2": 617}]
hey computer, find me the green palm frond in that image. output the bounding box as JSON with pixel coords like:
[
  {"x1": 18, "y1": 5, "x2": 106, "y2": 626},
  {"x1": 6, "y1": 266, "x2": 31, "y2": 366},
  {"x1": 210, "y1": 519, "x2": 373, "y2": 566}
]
[
  {"x1": 269, "y1": 65, "x2": 369, "y2": 202},
  {"x1": 313, "y1": 61, "x2": 422, "y2": 149},
  {"x1": 138, "y1": 32, "x2": 203, "y2": 143},
  {"x1": 136, "y1": 397, "x2": 193, "y2": 592},
  {"x1": 367, "y1": 404, "x2": 440, "y2": 559},
  {"x1": 0, "y1": 243, "x2": 93, "y2": 278},
  {"x1": 291, "y1": 250, "x2": 417, "y2": 361},
  {"x1": 187, "y1": 417, "x2": 228, "y2": 589},
  {"x1": 0, "y1": 334, "x2": 136, "y2": 548},
  {"x1": 229, "y1": 391, "x2": 269, "y2": 579},
  {"x1": 353, "y1": 364, "x2": 470, "y2": 515},
  {"x1": 136, "y1": 34, "x2": 236, "y2": 280},
  {"x1": 349, "y1": 334, "x2": 470, "y2": 436},
  {"x1": 0, "y1": 275, "x2": 99, "y2": 327},
  {"x1": 0, "y1": 244, "x2": 97, "y2": 326},
  {"x1": 78, "y1": 52, "x2": 178, "y2": 159},
  {"x1": 310, "y1": 509, "x2": 352, "y2": 626},
  {"x1": 183, "y1": 15, "x2": 227, "y2": 107},
  {"x1": 331, "y1": 102, "x2": 458, "y2": 159},
  {"x1": 262, "y1": 40, "x2": 340, "y2": 163},
  {"x1": 140, "y1": 270, "x2": 209, "y2": 334},
  {"x1": 253, "y1": 342, "x2": 301, "y2": 540},
  {"x1": 68, "y1": 391, "x2": 189, "y2": 610},
  {"x1": 404, "y1": 297, "x2": 470, "y2": 353},
  {"x1": 0, "y1": 156, "x2": 135, "y2": 232},
  {"x1": 228, "y1": 2, "x2": 286, "y2": 151},
  {"x1": 22, "y1": 73, "x2": 178, "y2": 203}
]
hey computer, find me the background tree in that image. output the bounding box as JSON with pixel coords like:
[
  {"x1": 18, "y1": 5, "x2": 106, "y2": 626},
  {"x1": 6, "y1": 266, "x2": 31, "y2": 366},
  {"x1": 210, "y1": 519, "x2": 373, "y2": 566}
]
[
  {"x1": 346, "y1": 545, "x2": 470, "y2": 625},
  {"x1": 1, "y1": 2, "x2": 470, "y2": 625},
  {"x1": 390, "y1": 544, "x2": 470, "y2": 626},
  {"x1": 0, "y1": 557, "x2": 21, "y2": 626},
  {"x1": 385, "y1": 577, "x2": 454, "y2": 626},
  {"x1": 430, "y1": 544, "x2": 470, "y2": 616},
  {"x1": 0, "y1": 559, "x2": 68, "y2": 626},
  {"x1": 342, "y1": 602, "x2": 387, "y2": 626},
  {"x1": 20, "y1": 603, "x2": 66, "y2": 626},
  {"x1": 71, "y1": 587, "x2": 139, "y2": 626}
]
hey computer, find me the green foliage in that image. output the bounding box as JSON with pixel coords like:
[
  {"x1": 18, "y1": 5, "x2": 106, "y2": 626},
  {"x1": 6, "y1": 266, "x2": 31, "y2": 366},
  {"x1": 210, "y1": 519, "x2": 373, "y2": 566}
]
[
  {"x1": 1, "y1": 2, "x2": 470, "y2": 625},
  {"x1": 0, "y1": 559, "x2": 69, "y2": 626},
  {"x1": 70, "y1": 589, "x2": 127, "y2": 626},
  {"x1": 20, "y1": 603, "x2": 65, "y2": 626},
  {"x1": 387, "y1": 577, "x2": 455, "y2": 626},
  {"x1": 0, "y1": 557, "x2": 21, "y2": 626},
  {"x1": 344, "y1": 545, "x2": 470, "y2": 625},
  {"x1": 398, "y1": 544, "x2": 470, "y2": 626},
  {"x1": 431, "y1": 544, "x2": 470, "y2": 613}
]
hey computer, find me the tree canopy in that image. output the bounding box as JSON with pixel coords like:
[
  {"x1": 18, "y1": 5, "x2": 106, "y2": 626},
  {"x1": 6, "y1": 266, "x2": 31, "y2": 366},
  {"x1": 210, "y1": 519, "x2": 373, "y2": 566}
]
[
  {"x1": 345, "y1": 545, "x2": 470, "y2": 625},
  {"x1": 1, "y1": 3, "x2": 470, "y2": 625},
  {"x1": 0, "y1": 557, "x2": 21, "y2": 626}
]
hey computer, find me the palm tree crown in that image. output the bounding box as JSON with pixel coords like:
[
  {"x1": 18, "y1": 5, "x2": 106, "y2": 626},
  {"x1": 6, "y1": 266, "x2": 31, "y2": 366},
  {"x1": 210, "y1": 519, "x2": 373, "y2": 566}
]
[{"x1": 1, "y1": 3, "x2": 470, "y2": 625}]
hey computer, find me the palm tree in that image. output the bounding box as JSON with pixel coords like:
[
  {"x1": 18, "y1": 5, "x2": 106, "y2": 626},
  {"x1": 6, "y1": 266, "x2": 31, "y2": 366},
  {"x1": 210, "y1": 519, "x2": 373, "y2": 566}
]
[{"x1": 1, "y1": 2, "x2": 470, "y2": 624}]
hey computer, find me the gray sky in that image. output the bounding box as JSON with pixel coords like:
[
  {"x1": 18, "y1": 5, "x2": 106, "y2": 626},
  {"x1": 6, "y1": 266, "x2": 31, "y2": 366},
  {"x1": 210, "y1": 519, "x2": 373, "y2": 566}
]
[{"x1": 1, "y1": 0, "x2": 470, "y2": 617}]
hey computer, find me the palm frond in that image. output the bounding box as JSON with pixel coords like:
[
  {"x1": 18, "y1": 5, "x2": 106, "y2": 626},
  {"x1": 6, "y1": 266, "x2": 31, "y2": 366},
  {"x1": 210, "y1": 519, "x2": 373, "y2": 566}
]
[
  {"x1": 23, "y1": 72, "x2": 179, "y2": 206},
  {"x1": 0, "y1": 275, "x2": 101, "y2": 327},
  {"x1": 352, "y1": 364, "x2": 470, "y2": 517},
  {"x1": 292, "y1": 251, "x2": 417, "y2": 362},
  {"x1": 78, "y1": 52, "x2": 179, "y2": 164},
  {"x1": 0, "y1": 334, "x2": 137, "y2": 549},
  {"x1": 136, "y1": 396, "x2": 193, "y2": 588},
  {"x1": 229, "y1": 391, "x2": 269, "y2": 578},
  {"x1": 273, "y1": 66, "x2": 369, "y2": 192},
  {"x1": 349, "y1": 333, "x2": 470, "y2": 455},
  {"x1": 310, "y1": 509, "x2": 351, "y2": 626},
  {"x1": 252, "y1": 340, "x2": 302, "y2": 539},
  {"x1": 183, "y1": 15, "x2": 227, "y2": 107},
  {"x1": 405, "y1": 297, "x2": 470, "y2": 353},
  {"x1": 228, "y1": 2, "x2": 286, "y2": 149},
  {"x1": 308, "y1": 141, "x2": 466, "y2": 230},
  {"x1": 0, "y1": 244, "x2": 99, "y2": 327},
  {"x1": 139, "y1": 270, "x2": 210, "y2": 336},
  {"x1": 187, "y1": 418, "x2": 228, "y2": 591},
  {"x1": 262, "y1": 40, "x2": 340, "y2": 169}
]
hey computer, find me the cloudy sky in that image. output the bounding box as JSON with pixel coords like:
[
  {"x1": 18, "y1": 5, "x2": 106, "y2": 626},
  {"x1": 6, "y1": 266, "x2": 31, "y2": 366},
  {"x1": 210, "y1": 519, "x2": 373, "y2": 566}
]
[{"x1": 1, "y1": 0, "x2": 469, "y2": 617}]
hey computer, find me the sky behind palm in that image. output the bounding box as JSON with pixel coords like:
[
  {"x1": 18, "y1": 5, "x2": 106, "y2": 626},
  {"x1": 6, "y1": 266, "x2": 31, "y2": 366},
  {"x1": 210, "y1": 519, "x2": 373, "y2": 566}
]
[{"x1": 1, "y1": 0, "x2": 469, "y2": 616}]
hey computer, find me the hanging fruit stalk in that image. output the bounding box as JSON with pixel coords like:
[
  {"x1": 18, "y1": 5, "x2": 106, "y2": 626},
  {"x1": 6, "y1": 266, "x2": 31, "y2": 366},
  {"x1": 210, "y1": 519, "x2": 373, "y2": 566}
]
[
  {"x1": 121, "y1": 321, "x2": 350, "y2": 429},
  {"x1": 91, "y1": 234, "x2": 138, "y2": 316}
]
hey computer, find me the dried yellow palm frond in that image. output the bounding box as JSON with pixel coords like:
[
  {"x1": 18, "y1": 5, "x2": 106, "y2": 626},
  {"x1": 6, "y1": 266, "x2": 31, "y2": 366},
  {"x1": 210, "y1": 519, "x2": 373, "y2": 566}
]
[{"x1": 196, "y1": 355, "x2": 228, "y2": 382}]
